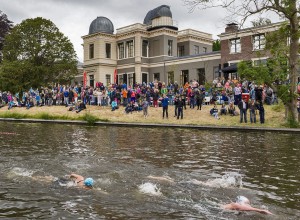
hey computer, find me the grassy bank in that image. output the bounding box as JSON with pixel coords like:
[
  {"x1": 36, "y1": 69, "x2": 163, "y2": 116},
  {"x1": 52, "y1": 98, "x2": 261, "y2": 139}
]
[{"x1": 0, "y1": 102, "x2": 295, "y2": 128}]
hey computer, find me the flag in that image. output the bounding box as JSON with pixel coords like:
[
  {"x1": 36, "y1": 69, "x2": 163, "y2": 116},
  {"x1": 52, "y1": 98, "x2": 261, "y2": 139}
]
[
  {"x1": 83, "y1": 71, "x2": 87, "y2": 89},
  {"x1": 114, "y1": 69, "x2": 117, "y2": 84}
]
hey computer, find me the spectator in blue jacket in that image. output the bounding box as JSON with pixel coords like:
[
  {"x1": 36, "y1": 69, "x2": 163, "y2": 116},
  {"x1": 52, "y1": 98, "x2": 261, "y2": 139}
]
[
  {"x1": 161, "y1": 94, "x2": 169, "y2": 119},
  {"x1": 63, "y1": 89, "x2": 69, "y2": 106},
  {"x1": 111, "y1": 100, "x2": 118, "y2": 111}
]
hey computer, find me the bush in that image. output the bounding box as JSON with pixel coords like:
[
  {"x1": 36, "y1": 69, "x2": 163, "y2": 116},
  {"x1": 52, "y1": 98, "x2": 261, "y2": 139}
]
[
  {"x1": 0, "y1": 112, "x2": 28, "y2": 119},
  {"x1": 36, "y1": 112, "x2": 56, "y2": 120},
  {"x1": 80, "y1": 112, "x2": 98, "y2": 125}
]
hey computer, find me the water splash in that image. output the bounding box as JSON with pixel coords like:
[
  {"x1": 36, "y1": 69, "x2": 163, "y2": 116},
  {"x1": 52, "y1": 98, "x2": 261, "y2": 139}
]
[
  {"x1": 191, "y1": 172, "x2": 243, "y2": 188},
  {"x1": 9, "y1": 167, "x2": 34, "y2": 177},
  {"x1": 62, "y1": 201, "x2": 78, "y2": 210},
  {"x1": 138, "y1": 182, "x2": 162, "y2": 196}
]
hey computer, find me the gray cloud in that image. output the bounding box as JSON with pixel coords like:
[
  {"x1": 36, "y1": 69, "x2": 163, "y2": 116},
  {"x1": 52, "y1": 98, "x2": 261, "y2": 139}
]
[{"x1": 2, "y1": 0, "x2": 281, "y2": 61}]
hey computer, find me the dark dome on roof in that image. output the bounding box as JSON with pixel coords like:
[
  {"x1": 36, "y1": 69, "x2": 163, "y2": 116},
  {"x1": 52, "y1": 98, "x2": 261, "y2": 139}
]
[
  {"x1": 89, "y1": 16, "x2": 114, "y2": 35},
  {"x1": 143, "y1": 5, "x2": 172, "y2": 25}
]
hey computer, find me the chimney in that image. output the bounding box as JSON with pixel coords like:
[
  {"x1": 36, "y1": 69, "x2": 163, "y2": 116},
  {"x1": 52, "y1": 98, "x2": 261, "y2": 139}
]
[{"x1": 225, "y1": 23, "x2": 238, "y2": 33}]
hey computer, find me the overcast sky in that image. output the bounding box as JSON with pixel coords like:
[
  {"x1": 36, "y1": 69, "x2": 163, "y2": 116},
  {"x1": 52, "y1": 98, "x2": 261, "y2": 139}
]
[{"x1": 1, "y1": 0, "x2": 281, "y2": 62}]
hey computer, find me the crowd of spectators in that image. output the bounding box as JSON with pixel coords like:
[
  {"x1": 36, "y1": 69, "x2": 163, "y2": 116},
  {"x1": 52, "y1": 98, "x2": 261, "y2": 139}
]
[{"x1": 0, "y1": 77, "x2": 297, "y2": 123}]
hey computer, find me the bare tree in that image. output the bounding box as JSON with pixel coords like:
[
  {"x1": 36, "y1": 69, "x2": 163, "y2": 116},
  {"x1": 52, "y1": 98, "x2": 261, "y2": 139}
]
[{"x1": 184, "y1": 0, "x2": 299, "y2": 124}]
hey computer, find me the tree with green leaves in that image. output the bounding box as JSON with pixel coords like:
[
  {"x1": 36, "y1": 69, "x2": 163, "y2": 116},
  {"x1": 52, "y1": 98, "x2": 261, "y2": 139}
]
[
  {"x1": 238, "y1": 60, "x2": 273, "y2": 85},
  {"x1": 0, "y1": 17, "x2": 77, "y2": 93},
  {"x1": 184, "y1": 0, "x2": 299, "y2": 124},
  {"x1": 213, "y1": 39, "x2": 220, "y2": 51},
  {"x1": 0, "y1": 10, "x2": 13, "y2": 63}
]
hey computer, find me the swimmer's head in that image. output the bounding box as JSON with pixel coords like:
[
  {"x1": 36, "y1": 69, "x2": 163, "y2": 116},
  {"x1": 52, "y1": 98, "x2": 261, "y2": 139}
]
[
  {"x1": 84, "y1": 178, "x2": 94, "y2": 187},
  {"x1": 236, "y1": 196, "x2": 250, "y2": 205}
]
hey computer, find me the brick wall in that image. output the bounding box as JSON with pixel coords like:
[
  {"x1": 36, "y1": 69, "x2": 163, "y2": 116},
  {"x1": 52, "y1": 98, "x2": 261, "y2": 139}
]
[{"x1": 221, "y1": 35, "x2": 269, "y2": 66}]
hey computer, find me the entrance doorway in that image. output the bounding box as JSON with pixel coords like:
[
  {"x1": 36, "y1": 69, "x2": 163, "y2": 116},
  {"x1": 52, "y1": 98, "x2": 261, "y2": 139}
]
[
  {"x1": 197, "y1": 68, "x2": 205, "y2": 85},
  {"x1": 180, "y1": 70, "x2": 189, "y2": 86},
  {"x1": 142, "y1": 73, "x2": 148, "y2": 84},
  {"x1": 168, "y1": 71, "x2": 174, "y2": 84}
]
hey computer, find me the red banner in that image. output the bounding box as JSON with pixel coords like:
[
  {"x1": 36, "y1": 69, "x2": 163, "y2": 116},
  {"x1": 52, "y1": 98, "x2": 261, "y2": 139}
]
[
  {"x1": 83, "y1": 71, "x2": 87, "y2": 89},
  {"x1": 114, "y1": 69, "x2": 117, "y2": 84}
]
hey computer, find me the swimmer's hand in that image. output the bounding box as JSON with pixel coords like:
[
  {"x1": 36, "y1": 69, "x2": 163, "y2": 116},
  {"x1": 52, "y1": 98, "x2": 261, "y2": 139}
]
[{"x1": 258, "y1": 209, "x2": 273, "y2": 215}]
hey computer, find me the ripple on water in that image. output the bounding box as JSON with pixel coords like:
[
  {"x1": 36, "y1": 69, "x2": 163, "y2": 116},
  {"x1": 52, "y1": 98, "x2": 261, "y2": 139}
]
[{"x1": 0, "y1": 123, "x2": 299, "y2": 218}]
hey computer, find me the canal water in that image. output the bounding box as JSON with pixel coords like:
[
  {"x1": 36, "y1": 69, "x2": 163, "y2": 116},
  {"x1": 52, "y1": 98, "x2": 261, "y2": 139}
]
[{"x1": 0, "y1": 122, "x2": 299, "y2": 219}]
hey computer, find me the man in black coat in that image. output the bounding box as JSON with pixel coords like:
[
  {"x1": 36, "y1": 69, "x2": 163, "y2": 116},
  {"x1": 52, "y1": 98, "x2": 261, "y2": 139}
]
[{"x1": 238, "y1": 98, "x2": 249, "y2": 123}]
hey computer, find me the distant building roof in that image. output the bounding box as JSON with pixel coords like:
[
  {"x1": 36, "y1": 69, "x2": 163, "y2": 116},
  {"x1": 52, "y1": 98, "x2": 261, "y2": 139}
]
[
  {"x1": 143, "y1": 5, "x2": 172, "y2": 25},
  {"x1": 89, "y1": 16, "x2": 114, "y2": 35}
]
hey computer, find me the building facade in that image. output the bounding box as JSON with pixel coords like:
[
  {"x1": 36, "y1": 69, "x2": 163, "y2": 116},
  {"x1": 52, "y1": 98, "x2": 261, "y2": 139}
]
[
  {"x1": 219, "y1": 22, "x2": 283, "y2": 79},
  {"x1": 81, "y1": 5, "x2": 221, "y2": 87}
]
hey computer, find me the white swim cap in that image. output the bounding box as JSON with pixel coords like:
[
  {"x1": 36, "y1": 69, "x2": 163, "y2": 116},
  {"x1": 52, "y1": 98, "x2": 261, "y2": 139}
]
[{"x1": 236, "y1": 196, "x2": 250, "y2": 205}]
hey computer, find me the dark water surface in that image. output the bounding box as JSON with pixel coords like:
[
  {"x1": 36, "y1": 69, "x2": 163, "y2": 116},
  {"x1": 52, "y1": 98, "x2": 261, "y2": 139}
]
[{"x1": 0, "y1": 122, "x2": 299, "y2": 219}]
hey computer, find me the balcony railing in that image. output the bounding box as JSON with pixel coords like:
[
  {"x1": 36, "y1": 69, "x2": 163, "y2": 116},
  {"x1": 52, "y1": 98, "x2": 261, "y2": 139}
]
[{"x1": 147, "y1": 19, "x2": 178, "y2": 29}]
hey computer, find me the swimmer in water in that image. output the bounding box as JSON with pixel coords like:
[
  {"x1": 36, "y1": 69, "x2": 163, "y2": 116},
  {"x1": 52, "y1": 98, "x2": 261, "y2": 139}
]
[
  {"x1": 31, "y1": 173, "x2": 94, "y2": 189},
  {"x1": 146, "y1": 175, "x2": 174, "y2": 183},
  {"x1": 223, "y1": 196, "x2": 273, "y2": 215},
  {"x1": 69, "y1": 173, "x2": 94, "y2": 189}
]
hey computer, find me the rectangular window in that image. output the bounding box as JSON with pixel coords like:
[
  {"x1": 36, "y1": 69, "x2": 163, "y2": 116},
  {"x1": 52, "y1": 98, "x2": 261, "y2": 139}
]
[
  {"x1": 203, "y1": 47, "x2": 207, "y2": 53},
  {"x1": 253, "y1": 59, "x2": 267, "y2": 66},
  {"x1": 128, "y1": 73, "x2": 134, "y2": 87},
  {"x1": 89, "y1": 75, "x2": 94, "y2": 87},
  {"x1": 89, "y1": 44, "x2": 94, "y2": 59},
  {"x1": 106, "y1": 43, "x2": 111, "y2": 58},
  {"x1": 178, "y1": 45, "x2": 185, "y2": 57},
  {"x1": 194, "y1": 45, "x2": 199, "y2": 54},
  {"x1": 142, "y1": 73, "x2": 148, "y2": 83},
  {"x1": 230, "y1": 38, "x2": 241, "y2": 53},
  {"x1": 126, "y1": 40, "x2": 134, "y2": 58},
  {"x1": 105, "y1": 74, "x2": 111, "y2": 86},
  {"x1": 153, "y1": 73, "x2": 160, "y2": 81},
  {"x1": 118, "y1": 42, "x2": 125, "y2": 59},
  {"x1": 142, "y1": 40, "x2": 149, "y2": 57},
  {"x1": 253, "y1": 34, "x2": 265, "y2": 50},
  {"x1": 168, "y1": 40, "x2": 173, "y2": 56}
]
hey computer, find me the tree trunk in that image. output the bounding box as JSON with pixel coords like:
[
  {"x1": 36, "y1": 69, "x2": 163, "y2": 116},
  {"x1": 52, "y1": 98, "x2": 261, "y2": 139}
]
[{"x1": 288, "y1": 2, "x2": 299, "y2": 123}]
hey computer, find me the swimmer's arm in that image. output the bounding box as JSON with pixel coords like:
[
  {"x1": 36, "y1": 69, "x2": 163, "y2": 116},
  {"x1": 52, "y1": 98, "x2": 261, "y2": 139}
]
[
  {"x1": 70, "y1": 173, "x2": 84, "y2": 180},
  {"x1": 224, "y1": 203, "x2": 272, "y2": 215},
  {"x1": 247, "y1": 207, "x2": 273, "y2": 215}
]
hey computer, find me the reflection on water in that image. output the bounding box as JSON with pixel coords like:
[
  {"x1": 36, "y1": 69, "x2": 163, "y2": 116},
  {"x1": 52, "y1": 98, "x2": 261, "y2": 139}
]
[{"x1": 0, "y1": 122, "x2": 299, "y2": 219}]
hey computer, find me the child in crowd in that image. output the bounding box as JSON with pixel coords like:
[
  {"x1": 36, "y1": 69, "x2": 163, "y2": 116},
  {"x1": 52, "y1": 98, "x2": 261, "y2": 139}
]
[
  {"x1": 125, "y1": 103, "x2": 133, "y2": 114},
  {"x1": 220, "y1": 103, "x2": 227, "y2": 115},
  {"x1": 142, "y1": 98, "x2": 149, "y2": 118},
  {"x1": 228, "y1": 102, "x2": 238, "y2": 116},
  {"x1": 8, "y1": 98, "x2": 18, "y2": 110},
  {"x1": 210, "y1": 105, "x2": 220, "y2": 119},
  {"x1": 76, "y1": 100, "x2": 86, "y2": 113},
  {"x1": 111, "y1": 100, "x2": 118, "y2": 111}
]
